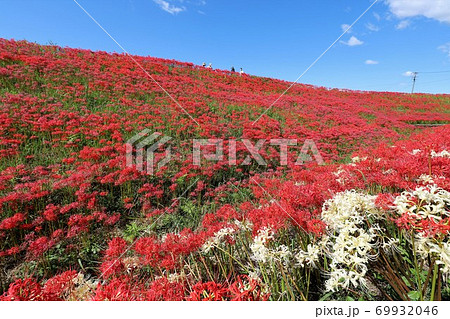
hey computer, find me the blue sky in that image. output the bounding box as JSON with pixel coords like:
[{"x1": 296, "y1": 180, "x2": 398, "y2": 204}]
[{"x1": 1, "y1": 0, "x2": 450, "y2": 94}]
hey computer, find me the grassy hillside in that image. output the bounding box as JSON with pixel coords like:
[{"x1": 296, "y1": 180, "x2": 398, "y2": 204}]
[{"x1": 0, "y1": 38, "x2": 449, "y2": 300}]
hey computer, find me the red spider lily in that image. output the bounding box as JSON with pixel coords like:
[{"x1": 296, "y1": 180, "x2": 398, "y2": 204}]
[
  {"x1": 0, "y1": 212, "x2": 25, "y2": 230},
  {"x1": 188, "y1": 281, "x2": 229, "y2": 301},
  {"x1": 41, "y1": 270, "x2": 78, "y2": 301},
  {"x1": 228, "y1": 275, "x2": 270, "y2": 301},
  {"x1": 0, "y1": 278, "x2": 43, "y2": 301},
  {"x1": 105, "y1": 237, "x2": 128, "y2": 259}
]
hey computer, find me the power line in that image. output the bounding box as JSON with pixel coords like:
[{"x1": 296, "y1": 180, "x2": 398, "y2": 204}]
[
  {"x1": 416, "y1": 70, "x2": 450, "y2": 74},
  {"x1": 416, "y1": 77, "x2": 450, "y2": 86}
]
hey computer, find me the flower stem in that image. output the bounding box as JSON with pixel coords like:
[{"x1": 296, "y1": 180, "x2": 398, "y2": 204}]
[{"x1": 430, "y1": 262, "x2": 438, "y2": 301}]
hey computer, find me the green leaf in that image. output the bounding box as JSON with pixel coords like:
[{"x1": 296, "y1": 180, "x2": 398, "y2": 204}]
[
  {"x1": 346, "y1": 296, "x2": 355, "y2": 301},
  {"x1": 408, "y1": 290, "x2": 421, "y2": 301},
  {"x1": 319, "y1": 291, "x2": 335, "y2": 301}
]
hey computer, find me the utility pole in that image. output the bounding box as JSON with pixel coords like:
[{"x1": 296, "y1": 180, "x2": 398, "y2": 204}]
[{"x1": 411, "y1": 72, "x2": 418, "y2": 94}]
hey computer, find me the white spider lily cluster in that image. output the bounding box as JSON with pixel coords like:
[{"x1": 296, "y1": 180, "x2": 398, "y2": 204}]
[
  {"x1": 296, "y1": 191, "x2": 385, "y2": 292},
  {"x1": 247, "y1": 227, "x2": 294, "y2": 267},
  {"x1": 430, "y1": 242, "x2": 450, "y2": 274},
  {"x1": 351, "y1": 156, "x2": 368, "y2": 163},
  {"x1": 414, "y1": 234, "x2": 450, "y2": 275},
  {"x1": 414, "y1": 233, "x2": 432, "y2": 256},
  {"x1": 249, "y1": 227, "x2": 275, "y2": 263},
  {"x1": 234, "y1": 219, "x2": 253, "y2": 232},
  {"x1": 395, "y1": 185, "x2": 450, "y2": 275},
  {"x1": 295, "y1": 241, "x2": 324, "y2": 268},
  {"x1": 201, "y1": 226, "x2": 237, "y2": 253},
  {"x1": 409, "y1": 149, "x2": 450, "y2": 158},
  {"x1": 417, "y1": 174, "x2": 446, "y2": 186},
  {"x1": 431, "y1": 150, "x2": 450, "y2": 158},
  {"x1": 322, "y1": 191, "x2": 382, "y2": 292},
  {"x1": 417, "y1": 174, "x2": 435, "y2": 184},
  {"x1": 333, "y1": 167, "x2": 353, "y2": 185},
  {"x1": 394, "y1": 185, "x2": 450, "y2": 222},
  {"x1": 381, "y1": 237, "x2": 400, "y2": 252}
]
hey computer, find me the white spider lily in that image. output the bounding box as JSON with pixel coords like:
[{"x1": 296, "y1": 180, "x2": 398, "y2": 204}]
[{"x1": 201, "y1": 226, "x2": 237, "y2": 253}]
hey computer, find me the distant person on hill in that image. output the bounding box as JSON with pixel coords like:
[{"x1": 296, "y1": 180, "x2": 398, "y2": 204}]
[
  {"x1": 231, "y1": 66, "x2": 235, "y2": 72},
  {"x1": 202, "y1": 62, "x2": 206, "y2": 67},
  {"x1": 240, "y1": 68, "x2": 244, "y2": 76},
  {"x1": 208, "y1": 63, "x2": 212, "y2": 69}
]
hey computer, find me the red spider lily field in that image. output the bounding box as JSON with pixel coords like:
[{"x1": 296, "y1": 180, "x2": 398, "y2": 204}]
[{"x1": 0, "y1": 38, "x2": 450, "y2": 301}]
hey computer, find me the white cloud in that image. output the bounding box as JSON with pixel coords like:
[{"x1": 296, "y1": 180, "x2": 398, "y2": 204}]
[
  {"x1": 365, "y1": 60, "x2": 379, "y2": 65},
  {"x1": 386, "y1": 0, "x2": 450, "y2": 24},
  {"x1": 396, "y1": 20, "x2": 410, "y2": 29},
  {"x1": 153, "y1": 0, "x2": 185, "y2": 14},
  {"x1": 373, "y1": 12, "x2": 381, "y2": 21},
  {"x1": 341, "y1": 24, "x2": 352, "y2": 33},
  {"x1": 366, "y1": 22, "x2": 380, "y2": 31},
  {"x1": 403, "y1": 71, "x2": 415, "y2": 77},
  {"x1": 438, "y1": 42, "x2": 450, "y2": 57},
  {"x1": 341, "y1": 36, "x2": 364, "y2": 46}
]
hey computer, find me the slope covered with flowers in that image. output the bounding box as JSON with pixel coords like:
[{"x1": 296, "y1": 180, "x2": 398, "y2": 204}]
[{"x1": 0, "y1": 38, "x2": 449, "y2": 300}]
